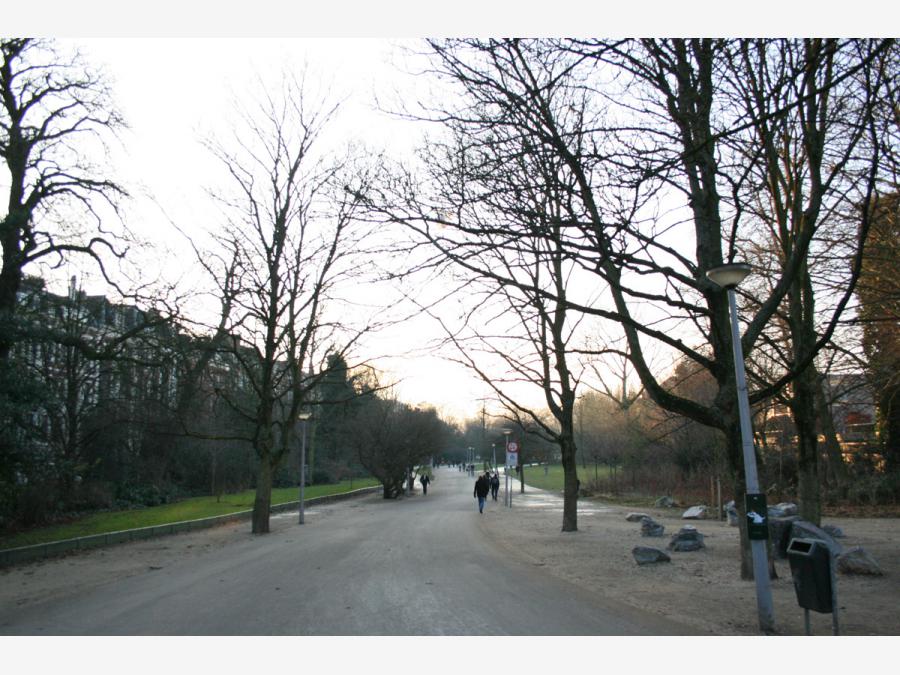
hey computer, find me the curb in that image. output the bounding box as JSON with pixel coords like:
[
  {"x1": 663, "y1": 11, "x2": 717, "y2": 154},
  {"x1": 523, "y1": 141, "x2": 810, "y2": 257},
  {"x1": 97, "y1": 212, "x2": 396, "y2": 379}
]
[{"x1": 0, "y1": 486, "x2": 381, "y2": 568}]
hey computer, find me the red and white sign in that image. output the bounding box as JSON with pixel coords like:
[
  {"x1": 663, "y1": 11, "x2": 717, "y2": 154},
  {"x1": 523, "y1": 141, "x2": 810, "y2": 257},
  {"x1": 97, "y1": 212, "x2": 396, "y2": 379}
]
[{"x1": 508, "y1": 442, "x2": 518, "y2": 452}]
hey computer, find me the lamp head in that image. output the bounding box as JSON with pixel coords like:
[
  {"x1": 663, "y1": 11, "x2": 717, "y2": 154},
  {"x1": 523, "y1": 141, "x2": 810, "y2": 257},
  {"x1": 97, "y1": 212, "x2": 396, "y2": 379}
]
[
  {"x1": 298, "y1": 412, "x2": 311, "y2": 421},
  {"x1": 706, "y1": 262, "x2": 752, "y2": 289}
]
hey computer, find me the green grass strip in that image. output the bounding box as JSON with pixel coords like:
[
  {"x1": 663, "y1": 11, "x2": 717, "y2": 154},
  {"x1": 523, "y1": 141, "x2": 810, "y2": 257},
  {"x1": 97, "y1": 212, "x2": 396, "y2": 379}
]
[
  {"x1": 0, "y1": 478, "x2": 379, "y2": 551},
  {"x1": 519, "y1": 463, "x2": 614, "y2": 492}
]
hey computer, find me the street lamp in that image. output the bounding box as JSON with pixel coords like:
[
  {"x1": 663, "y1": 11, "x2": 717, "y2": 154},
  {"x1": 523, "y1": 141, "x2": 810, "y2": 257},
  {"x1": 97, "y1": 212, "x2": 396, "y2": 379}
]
[
  {"x1": 503, "y1": 429, "x2": 512, "y2": 507},
  {"x1": 297, "y1": 412, "x2": 311, "y2": 525},
  {"x1": 706, "y1": 262, "x2": 775, "y2": 633},
  {"x1": 492, "y1": 442, "x2": 497, "y2": 470}
]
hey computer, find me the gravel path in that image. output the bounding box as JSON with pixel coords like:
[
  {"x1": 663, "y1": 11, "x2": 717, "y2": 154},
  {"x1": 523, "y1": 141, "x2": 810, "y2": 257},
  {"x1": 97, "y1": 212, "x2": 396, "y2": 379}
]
[{"x1": 480, "y1": 477, "x2": 900, "y2": 635}]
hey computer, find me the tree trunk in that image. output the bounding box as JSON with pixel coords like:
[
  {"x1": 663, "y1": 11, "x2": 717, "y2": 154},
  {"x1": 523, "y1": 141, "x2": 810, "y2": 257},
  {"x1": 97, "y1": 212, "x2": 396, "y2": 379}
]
[
  {"x1": 560, "y1": 435, "x2": 578, "y2": 532},
  {"x1": 815, "y1": 371, "x2": 848, "y2": 493},
  {"x1": 251, "y1": 456, "x2": 274, "y2": 534},
  {"x1": 793, "y1": 368, "x2": 822, "y2": 526}
]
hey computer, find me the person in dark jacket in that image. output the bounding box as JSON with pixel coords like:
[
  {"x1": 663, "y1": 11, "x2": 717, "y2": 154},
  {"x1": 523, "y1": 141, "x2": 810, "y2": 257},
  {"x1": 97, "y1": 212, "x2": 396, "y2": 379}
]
[
  {"x1": 420, "y1": 473, "x2": 430, "y2": 495},
  {"x1": 474, "y1": 472, "x2": 491, "y2": 513},
  {"x1": 490, "y1": 472, "x2": 500, "y2": 501}
]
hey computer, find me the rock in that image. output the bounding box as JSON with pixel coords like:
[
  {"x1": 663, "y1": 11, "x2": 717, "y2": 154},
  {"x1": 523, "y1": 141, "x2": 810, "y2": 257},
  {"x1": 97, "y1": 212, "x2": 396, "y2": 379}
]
[
  {"x1": 626, "y1": 512, "x2": 650, "y2": 522},
  {"x1": 682, "y1": 505, "x2": 709, "y2": 519},
  {"x1": 655, "y1": 496, "x2": 675, "y2": 508},
  {"x1": 668, "y1": 526, "x2": 705, "y2": 552},
  {"x1": 837, "y1": 547, "x2": 883, "y2": 576},
  {"x1": 823, "y1": 524, "x2": 845, "y2": 539},
  {"x1": 769, "y1": 516, "x2": 802, "y2": 559},
  {"x1": 769, "y1": 502, "x2": 798, "y2": 517},
  {"x1": 632, "y1": 546, "x2": 671, "y2": 565},
  {"x1": 789, "y1": 520, "x2": 843, "y2": 557},
  {"x1": 640, "y1": 516, "x2": 665, "y2": 537}
]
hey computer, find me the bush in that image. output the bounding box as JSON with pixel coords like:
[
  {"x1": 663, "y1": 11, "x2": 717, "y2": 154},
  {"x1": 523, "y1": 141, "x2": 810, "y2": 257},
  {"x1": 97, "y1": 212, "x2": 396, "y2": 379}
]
[
  {"x1": 114, "y1": 483, "x2": 180, "y2": 509},
  {"x1": 846, "y1": 471, "x2": 900, "y2": 506},
  {"x1": 312, "y1": 469, "x2": 335, "y2": 485},
  {"x1": 16, "y1": 484, "x2": 59, "y2": 527},
  {"x1": 67, "y1": 480, "x2": 115, "y2": 511}
]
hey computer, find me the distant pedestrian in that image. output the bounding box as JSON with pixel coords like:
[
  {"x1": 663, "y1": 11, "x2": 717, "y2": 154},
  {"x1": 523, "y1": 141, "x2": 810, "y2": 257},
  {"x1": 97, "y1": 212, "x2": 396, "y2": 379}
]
[
  {"x1": 490, "y1": 472, "x2": 500, "y2": 501},
  {"x1": 474, "y1": 472, "x2": 490, "y2": 513},
  {"x1": 420, "y1": 474, "x2": 430, "y2": 495}
]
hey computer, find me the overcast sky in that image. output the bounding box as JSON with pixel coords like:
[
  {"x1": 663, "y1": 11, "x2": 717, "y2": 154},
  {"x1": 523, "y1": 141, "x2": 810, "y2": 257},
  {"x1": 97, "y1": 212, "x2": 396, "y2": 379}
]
[
  {"x1": 6, "y1": 5, "x2": 896, "y2": 424},
  {"x1": 55, "y1": 36, "x2": 501, "y2": 422}
]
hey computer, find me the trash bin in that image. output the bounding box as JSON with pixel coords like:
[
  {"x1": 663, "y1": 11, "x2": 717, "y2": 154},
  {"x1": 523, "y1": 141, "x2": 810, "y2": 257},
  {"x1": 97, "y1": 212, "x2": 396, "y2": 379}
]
[{"x1": 787, "y1": 537, "x2": 833, "y2": 614}]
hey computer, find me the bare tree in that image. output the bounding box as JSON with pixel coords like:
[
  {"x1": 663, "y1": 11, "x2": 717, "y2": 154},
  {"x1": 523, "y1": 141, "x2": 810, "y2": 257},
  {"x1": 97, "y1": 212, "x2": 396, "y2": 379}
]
[
  {"x1": 200, "y1": 72, "x2": 379, "y2": 534},
  {"x1": 364, "y1": 107, "x2": 593, "y2": 529},
  {"x1": 711, "y1": 39, "x2": 894, "y2": 524},
  {"x1": 349, "y1": 394, "x2": 448, "y2": 499},
  {"x1": 368, "y1": 39, "x2": 893, "y2": 591},
  {"x1": 0, "y1": 38, "x2": 127, "y2": 362}
]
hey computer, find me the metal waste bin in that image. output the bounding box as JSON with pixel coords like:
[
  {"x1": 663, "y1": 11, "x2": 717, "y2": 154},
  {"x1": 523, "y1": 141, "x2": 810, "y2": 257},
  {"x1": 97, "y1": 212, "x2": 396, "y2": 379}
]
[{"x1": 787, "y1": 537, "x2": 839, "y2": 635}]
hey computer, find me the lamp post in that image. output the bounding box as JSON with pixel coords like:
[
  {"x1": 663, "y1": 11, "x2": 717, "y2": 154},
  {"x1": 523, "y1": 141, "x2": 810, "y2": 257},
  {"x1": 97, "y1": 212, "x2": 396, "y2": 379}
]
[
  {"x1": 492, "y1": 442, "x2": 497, "y2": 470},
  {"x1": 297, "y1": 412, "x2": 311, "y2": 525},
  {"x1": 706, "y1": 262, "x2": 775, "y2": 634},
  {"x1": 503, "y1": 429, "x2": 512, "y2": 507}
]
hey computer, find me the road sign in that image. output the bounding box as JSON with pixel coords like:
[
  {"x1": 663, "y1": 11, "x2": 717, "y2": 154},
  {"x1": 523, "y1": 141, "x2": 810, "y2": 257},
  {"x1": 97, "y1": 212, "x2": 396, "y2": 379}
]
[
  {"x1": 506, "y1": 451, "x2": 518, "y2": 467},
  {"x1": 508, "y1": 441, "x2": 518, "y2": 452}
]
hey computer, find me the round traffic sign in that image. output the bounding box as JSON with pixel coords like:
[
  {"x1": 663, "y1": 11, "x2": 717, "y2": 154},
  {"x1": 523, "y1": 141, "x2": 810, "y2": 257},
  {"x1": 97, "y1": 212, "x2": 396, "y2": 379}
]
[{"x1": 508, "y1": 442, "x2": 518, "y2": 452}]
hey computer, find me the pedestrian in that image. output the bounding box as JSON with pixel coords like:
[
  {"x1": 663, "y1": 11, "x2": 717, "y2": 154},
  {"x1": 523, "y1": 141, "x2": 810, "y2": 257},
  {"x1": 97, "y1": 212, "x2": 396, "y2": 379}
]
[
  {"x1": 474, "y1": 472, "x2": 490, "y2": 513},
  {"x1": 490, "y1": 472, "x2": 500, "y2": 501},
  {"x1": 420, "y1": 473, "x2": 430, "y2": 495}
]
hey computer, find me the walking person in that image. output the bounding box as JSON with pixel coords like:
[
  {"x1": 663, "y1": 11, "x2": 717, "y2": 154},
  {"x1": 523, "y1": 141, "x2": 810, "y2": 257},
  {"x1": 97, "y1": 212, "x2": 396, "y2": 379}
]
[
  {"x1": 474, "y1": 472, "x2": 490, "y2": 513},
  {"x1": 420, "y1": 473, "x2": 430, "y2": 495},
  {"x1": 490, "y1": 472, "x2": 500, "y2": 501}
]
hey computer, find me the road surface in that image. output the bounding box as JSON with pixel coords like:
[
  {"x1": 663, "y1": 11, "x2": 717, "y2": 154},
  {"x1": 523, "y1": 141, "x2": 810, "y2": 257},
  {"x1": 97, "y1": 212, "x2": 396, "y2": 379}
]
[{"x1": 0, "y1": 466, "x2": 695, "y2": 635}]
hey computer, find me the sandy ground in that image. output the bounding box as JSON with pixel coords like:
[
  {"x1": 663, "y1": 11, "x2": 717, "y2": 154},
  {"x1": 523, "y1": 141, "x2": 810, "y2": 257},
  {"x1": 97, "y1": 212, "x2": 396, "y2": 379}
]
[
  {"x1": 1, "y1": 484, "x2": 898, "y2": 637},
  {"x1": 477, "y1": 483, "x2": 900, "y2": 636}
]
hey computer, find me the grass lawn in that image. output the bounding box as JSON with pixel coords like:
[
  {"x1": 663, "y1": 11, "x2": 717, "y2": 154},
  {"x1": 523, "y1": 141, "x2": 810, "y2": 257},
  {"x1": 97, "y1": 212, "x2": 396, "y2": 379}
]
[
  {"x1": 521, "y1": 464, "x2": 676, "y2": 509},
  {"x1": 519, "y1": 463, "x2": 614, "y2": 492},
  {"x1": 0, "y1": 478, "x2": 378, "y2": 551}
]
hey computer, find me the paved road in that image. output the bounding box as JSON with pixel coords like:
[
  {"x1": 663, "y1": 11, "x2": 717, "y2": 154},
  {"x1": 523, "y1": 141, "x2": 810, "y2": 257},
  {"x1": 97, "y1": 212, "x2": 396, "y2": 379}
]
[{"x1": 0, "y1": 467, "x2": 693, "y2": 635}]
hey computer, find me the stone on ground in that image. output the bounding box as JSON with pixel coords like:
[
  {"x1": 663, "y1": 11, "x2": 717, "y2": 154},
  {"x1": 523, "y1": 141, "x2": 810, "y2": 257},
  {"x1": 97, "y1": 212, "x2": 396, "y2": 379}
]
[
  {"x1": 668, "y1": 526, "x2": 705, "y2": 552},
  {"x1": 789, "y1": 520, "x2": 843, "y2": 557},
  {"x1": 837, "y1": 547, "x2": 883, "y2": 576},
  {"x1": 632, "y1": 546, "x2": 671, "y2": 565},
  {"x1": 769, "y1": 516, "x2": 802, "y2": 559},
  {"x1": 769, "y1": 502, "x2": 799, "y2": 517},
  {"x1": 682, "y1": 505, "x2": 709, "y2": 519},
  {"x1": 823, "y1": 524, "x2": 845, "y2": 539},
  {"x1": 640, "y1": 516, "x2": 665, "y2": 537}
]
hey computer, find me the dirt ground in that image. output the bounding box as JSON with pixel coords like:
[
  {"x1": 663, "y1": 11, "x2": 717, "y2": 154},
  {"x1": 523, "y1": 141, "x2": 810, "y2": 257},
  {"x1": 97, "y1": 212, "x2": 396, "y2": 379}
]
[{"x1": 478, "y1": 487, "x2": 900, "y2": 636}]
